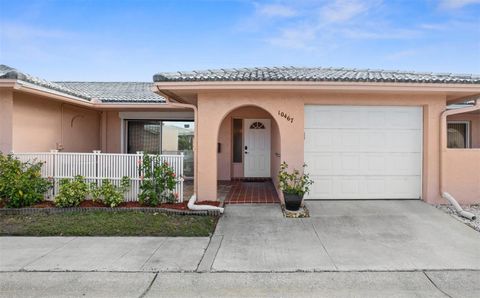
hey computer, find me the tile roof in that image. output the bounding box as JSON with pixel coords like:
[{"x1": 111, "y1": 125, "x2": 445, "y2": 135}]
[
  {"x1": 153, "y1": 66, "x2": 480, "y2": 84},
  {"x1": 0, "y1": 64, "x2": 90, "y2": 100},
  {"x1": 55, "y1": 82, "x2": 165, "y2": 103},
  {"x1": 0, "y1": 65, "x2": 165, "y2": 103}
]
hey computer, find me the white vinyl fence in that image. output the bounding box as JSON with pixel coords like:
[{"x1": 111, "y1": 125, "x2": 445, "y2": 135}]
[{"x1": 13, "y1": 151, "x2": 184, "y2": 202}]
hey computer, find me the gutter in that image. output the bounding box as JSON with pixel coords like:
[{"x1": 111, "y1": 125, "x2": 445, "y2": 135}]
[
  {"x1": 440, "y1": 97, "x2": 480, "y2": 220},
  {"x1": 154, "y1": 86, "x2": 224, "y2": 213}
]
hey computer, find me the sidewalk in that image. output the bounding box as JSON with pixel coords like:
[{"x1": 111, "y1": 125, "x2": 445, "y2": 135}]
[
  {"x1": 1, "y1": 271, "x2": 479, "y2": 297},
  {"x1": 0, "y1": 237, "x2": 209, "y2": 272}
]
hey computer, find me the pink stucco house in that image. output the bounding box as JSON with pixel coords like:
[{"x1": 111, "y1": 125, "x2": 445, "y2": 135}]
[{"x1": 1, "y1": 65, "x2": 479, "y2": 205}]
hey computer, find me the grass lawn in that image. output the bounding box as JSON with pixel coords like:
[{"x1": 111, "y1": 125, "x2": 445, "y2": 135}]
[{"x1": 0, "y1": 211, "x2": 217, "y2": 237}]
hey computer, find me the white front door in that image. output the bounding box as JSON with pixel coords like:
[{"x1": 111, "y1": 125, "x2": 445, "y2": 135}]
[{"x1": 244, "y1": 119, "x2": 271, "y2": 177}]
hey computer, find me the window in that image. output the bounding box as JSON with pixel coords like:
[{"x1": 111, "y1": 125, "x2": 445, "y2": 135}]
[
  {"x1": 233, "y1": 119, "x2": 243, "y2": 163},
  {"x1": 249, "y1": 121, "x2": 265, "y2": 129},
  {"x1": 127, "y1": 120, "x2": 161, "y2": 154},
  {"x1": 447, "y1": 121, "x2": 470, "y2": 148}
]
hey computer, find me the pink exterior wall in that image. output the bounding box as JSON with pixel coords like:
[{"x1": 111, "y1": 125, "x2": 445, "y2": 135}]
[
  {"x1": 105, "y1": 111, "x2": 122, "y2": 153},
  {"x1": 217, "y1": 116, "x2": 232, "y2": 180},
  {"x1": 444, "y1": 149, "x2": 480, "y2": 204},
  {"x1": 447, "y1": 113, "x2": 480, "y2": 148},
  {"x1": 0, "y1": 90, "x2": 13, "y2": 153},
  {"x1": 196, "y1": 91, "x2": 446, "y2": 203},
  {"x1": 271, "y1": 119, "x2": 281, "y2": 190},
  {"x1": 12, "y1": 92, "x2": 100, "y2": 152},
  {"x1": 62, "y1": 105, "x2": 101, "y2": 152}
]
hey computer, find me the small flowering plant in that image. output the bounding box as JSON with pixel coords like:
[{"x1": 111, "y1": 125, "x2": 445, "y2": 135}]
[
  {"x1": 278, "y1": 162, "x2": 314, "y2": 196},
  {"x1": 138, "y1": 154, "x2": 179, "y2": 206}
]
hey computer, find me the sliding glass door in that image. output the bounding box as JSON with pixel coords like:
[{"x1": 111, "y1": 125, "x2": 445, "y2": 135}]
[
  {"x1": 126, "y1": 120, "x2": 194, "y2": 177},
  {"x1": 162, "y1": 121, "x2": 194, "y2": 177}
]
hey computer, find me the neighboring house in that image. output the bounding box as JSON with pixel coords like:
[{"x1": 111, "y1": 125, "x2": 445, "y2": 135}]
[
  {"x1": 1, "y1": 65, "x2": 479, "y2": 204},
  {"x1": 0, "y1": 65, "x2": 194, "y2": 176}
]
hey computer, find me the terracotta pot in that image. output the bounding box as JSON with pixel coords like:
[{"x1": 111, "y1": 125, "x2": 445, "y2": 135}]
[{"x1": 283, "y1": 192, "x2": 303, "y2": 211}]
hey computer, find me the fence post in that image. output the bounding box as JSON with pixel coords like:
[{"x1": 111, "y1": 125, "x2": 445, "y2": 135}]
[
  {"x1": 93, "y1": 150, "x2": 101, "y2": 187},
  {"x1": 50, "y1": 149, "x2": 58, "y2": 197}
]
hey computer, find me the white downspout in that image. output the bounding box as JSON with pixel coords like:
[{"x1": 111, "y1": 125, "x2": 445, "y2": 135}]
[
  {"x1": 154, "y1": 86, "x2": 224, "y2": 214},
  {"x1": 442, "y1": 192, "x2": 476, "y2": 220},
  {"x1": 440, "y1": 98, "x2": 480, "y2": 220}
]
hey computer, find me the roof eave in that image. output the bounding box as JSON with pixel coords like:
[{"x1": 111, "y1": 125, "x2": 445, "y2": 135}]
[
  {"x1": 153, "y1": 80, "x2": 480, "y2": 93},
  {"x1": 3, "y1": 80, "x2": 170, "y2": 109},
  {"x1": 14, "y1": 80, "x2": 93, "y2": 106}
]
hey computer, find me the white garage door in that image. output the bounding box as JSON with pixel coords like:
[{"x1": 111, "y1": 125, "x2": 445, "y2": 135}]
[{"x1": 304, "y1": 105, "x2": 422, "y2": 200}]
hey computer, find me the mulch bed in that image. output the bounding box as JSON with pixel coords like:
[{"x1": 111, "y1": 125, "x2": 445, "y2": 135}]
[{"x1": 0, "y1": 199, "x2": 221, "y2": 210}]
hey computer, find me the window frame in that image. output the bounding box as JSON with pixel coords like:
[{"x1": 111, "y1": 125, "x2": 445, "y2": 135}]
[
  {"x1": 447, "y1": 120, "x2": 471, "y2": 149},
  {"x1": 124, "y1": 119, "x2": 194, "y2": 154}
]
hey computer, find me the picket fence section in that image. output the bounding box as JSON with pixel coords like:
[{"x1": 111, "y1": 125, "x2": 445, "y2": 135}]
[{"x1": 13, "y1": 151, "x2": 184, "y2": 202}]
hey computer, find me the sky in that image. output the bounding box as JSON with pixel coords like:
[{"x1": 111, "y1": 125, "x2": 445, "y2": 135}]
[{"x1": 0, "y1": 0, "x2": 479, "y2": 81}]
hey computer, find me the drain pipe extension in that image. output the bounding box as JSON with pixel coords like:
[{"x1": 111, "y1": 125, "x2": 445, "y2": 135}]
[
  {"x1": 442, "y1": 192, "x2": 476, "y2": 220},
  {"x1": 188, "y1": 194, "x2": 224, "y2": 213}
]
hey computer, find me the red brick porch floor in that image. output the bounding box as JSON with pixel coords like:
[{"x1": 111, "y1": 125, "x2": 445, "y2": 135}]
[{"x1": 224, "y1": 179, "x2": 280, "y2": 204}]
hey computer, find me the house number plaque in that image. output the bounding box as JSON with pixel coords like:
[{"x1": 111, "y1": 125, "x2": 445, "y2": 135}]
[{"x1": 278, "y1": 110, "x2": 294, "y2": 123}]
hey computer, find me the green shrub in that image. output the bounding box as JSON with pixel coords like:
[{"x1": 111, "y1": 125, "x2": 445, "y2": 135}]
[
  {"x1": 54, "y1": 176, "x2": 88, "y2": 207},
  {"x1": 0, "y1": 153, "x2": 52, "y2": 208},
  {"x1": 139, "y1": 154, "x2": 178, "y2": 206},
  {"x1": 90, "y1": 177, "x2": 130, "y2": 207}
]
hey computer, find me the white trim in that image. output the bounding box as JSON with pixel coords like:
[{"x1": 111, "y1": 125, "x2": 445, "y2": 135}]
[
  {"x1": 120, "y1": 119, "x2": 125, "y2": 153},
  {"x1": 447, "y1": 121, "x2": 471, "y2": 148},
  {"x1": 119, "y1": 111, "x2": 194, "y2": 120}
]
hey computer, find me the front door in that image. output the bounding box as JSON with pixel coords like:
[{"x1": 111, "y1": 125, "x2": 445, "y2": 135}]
[{"x1": 244, "y1": 119, "x2": 271, "y2": 177}]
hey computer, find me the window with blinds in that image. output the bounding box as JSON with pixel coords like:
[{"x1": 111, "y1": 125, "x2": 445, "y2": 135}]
[{"x1": 447, "y1": 122, "x2": 470, "y2": 148}]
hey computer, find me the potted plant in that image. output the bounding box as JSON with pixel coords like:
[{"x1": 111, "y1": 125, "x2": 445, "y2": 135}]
[{"x1": 278, "y1": 162, "x2": 314, "y2": 211}]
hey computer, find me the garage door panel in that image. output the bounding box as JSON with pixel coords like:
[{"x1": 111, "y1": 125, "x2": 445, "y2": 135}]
[
  {"x1": 306, "y1": 152, "x2": 421, "y2": 176},
  {"x1": 305, "y1": 153, "x2": 335, "y2": 175},
  {"x1": 305, "y1": 106, "x2": 422, "y2": 129},
  {"x1": 304, "y1": 130, "x2": 335, "y2": 151},
  {"x1": 304, "y1": 176, "x2": 421, "y2": 199},
  {"x1": 305, "y1": 129, "x2": 421, "y2": 153},
  {"x1": 388, "y1": 131, "x2": 422, "y2": 152},
  {"x1": 304, "y1": 105, "x2": 422, "y2": 200}
]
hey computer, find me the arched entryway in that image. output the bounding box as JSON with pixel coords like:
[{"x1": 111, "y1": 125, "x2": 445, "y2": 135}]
[{"x1": 216, "y1": 105, "x2": 282, "y2": 204}]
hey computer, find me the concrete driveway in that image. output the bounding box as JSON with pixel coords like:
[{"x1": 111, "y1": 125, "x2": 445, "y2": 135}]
[{"x1": 211, "y1": 201, "x2": 480, "y2": 272}]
